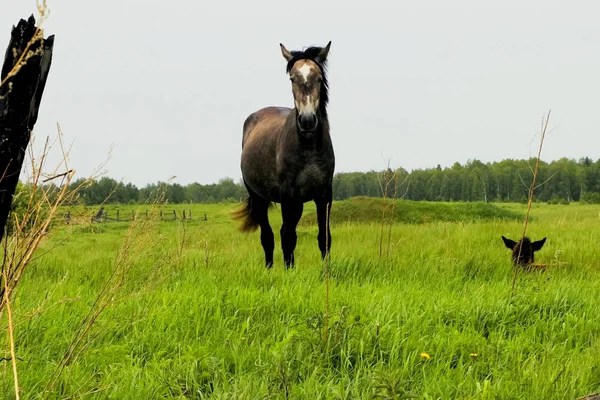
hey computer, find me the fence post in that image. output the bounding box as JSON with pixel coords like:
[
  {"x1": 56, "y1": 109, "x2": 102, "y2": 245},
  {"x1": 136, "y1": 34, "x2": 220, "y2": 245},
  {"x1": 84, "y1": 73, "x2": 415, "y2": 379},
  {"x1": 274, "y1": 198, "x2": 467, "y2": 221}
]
[
  {"x1": 173, "y1": 210, "x2": 177, "y2": 220},
  {"x1": 0, "y1": 15, "x2": 54, "y2": 242},
  {"x1": 116, "y1": 209, "x2": 120, "y2": 221},
  {"x1": 182, "y1": 210, "x2": 186, "y2": 220},
  {"x1": 146, "y1": 209, "x2": 149, "y2": 218},
  {"x1": 160, "y1": 210, "x2": 163, "y2": 219}
]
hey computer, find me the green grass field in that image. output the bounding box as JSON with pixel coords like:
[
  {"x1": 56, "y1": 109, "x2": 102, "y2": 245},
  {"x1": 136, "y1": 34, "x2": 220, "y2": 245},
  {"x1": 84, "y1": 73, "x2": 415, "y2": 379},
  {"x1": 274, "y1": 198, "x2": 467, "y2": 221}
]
[{"x1": 2, "y1": 199, "x2": 600, "y2": 399}]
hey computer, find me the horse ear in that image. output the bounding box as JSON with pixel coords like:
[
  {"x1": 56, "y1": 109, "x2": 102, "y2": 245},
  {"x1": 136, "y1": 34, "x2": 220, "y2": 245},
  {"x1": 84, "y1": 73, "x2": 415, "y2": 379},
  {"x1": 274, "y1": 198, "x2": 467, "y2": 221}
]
[
  {"x1": 532, "y1": 237, "x2": 546, "y2": 251},
  {"x1": 315, "y1": 41, "x2": 332, "y2": 64},
  {"x1": 280, "y1": 43, "x2": 293, "y2": 62},
  {"x1": 502, "y1": 236, "x2": 517, "y2": 249}
]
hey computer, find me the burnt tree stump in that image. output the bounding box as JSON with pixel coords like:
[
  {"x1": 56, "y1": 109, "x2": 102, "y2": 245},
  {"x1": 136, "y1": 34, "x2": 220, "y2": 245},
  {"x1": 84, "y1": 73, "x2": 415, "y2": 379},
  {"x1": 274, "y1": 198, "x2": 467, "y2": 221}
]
[{"x1": 0, "y1": 15, "x2": 54, "y2": 242}]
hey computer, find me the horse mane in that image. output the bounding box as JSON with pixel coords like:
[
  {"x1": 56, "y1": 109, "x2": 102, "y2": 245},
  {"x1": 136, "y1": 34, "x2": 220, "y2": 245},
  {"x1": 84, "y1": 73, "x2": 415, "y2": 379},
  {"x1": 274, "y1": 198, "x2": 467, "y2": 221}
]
[{"x1": 285, "y1": 46, "x2": 329, "y2": 115}]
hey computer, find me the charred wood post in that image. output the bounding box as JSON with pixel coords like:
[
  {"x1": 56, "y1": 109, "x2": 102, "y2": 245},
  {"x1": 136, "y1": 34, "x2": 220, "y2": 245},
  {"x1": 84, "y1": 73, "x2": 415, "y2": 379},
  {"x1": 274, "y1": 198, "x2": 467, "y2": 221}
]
[{"x1": 0, "y1": 15, "x2": 54, "y2": 242}]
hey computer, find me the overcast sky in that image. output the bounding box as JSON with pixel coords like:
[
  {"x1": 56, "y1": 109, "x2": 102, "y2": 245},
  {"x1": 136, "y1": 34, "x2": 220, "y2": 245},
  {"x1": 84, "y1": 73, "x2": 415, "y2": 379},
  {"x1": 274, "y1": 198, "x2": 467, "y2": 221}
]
[{"x1": 2, "y1": 0, "x2": 600, "y2": 187}]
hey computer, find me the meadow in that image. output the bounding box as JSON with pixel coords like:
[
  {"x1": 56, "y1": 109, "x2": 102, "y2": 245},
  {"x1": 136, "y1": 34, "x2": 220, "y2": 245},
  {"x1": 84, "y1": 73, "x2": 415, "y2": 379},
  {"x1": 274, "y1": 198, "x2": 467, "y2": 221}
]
[{"x1": 2, "y1": 199, "x2": 600, "y2": 399}]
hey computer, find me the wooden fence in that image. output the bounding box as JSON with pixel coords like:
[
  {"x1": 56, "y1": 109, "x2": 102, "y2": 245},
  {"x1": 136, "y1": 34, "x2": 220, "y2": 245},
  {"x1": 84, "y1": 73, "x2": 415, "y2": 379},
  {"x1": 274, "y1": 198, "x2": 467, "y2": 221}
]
[{"x1": 80, "y1": 208, "x2": 207, "y2": 223}]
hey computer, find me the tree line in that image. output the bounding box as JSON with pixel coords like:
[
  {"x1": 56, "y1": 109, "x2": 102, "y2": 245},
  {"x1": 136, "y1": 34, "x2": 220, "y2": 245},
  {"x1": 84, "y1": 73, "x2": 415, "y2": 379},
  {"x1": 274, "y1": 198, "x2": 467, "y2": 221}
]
[{"x1": 41, "y1": 156, "x2": 600, "y2": 205}]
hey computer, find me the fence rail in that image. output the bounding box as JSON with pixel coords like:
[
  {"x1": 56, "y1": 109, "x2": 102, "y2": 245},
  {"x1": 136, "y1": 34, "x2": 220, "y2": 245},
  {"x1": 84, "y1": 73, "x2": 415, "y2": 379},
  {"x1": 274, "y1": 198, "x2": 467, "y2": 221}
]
[
  {"x1": 60, "y1": 207, "x2": 210, "y2": 224},
  {"x1": 89, "y1": 208, "x2": 197, "y2": 223}
]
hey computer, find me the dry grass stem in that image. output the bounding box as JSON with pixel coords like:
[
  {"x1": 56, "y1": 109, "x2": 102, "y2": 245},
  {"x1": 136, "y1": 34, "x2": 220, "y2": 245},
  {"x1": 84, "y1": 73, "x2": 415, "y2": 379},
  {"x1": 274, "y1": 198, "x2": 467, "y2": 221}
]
[
  {"x1": 511, "y1": 110, "x2": 551, "y2": 295},
  {"x1": 324, "y1": 202, "x2": 331, "y2": 343},
  {"x1": 0, "y1": 2, "x2": 50, "y2": 95},
  {"x1": 3, "y1": 268, "x2": 20, "y2": 400},
  {"x1": 377, "y1": 162, "x2": 410, "y2": 258}
]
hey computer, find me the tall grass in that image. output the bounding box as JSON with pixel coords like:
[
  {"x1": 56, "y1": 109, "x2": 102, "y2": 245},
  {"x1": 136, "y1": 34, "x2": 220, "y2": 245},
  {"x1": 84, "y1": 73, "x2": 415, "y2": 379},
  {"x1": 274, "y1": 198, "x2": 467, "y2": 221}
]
[
  {"x1": 0, "y1": 124, "x2": 96, "y2": 398},
  {"x1": 0, "y1": 89, "x2": 190, "y2": 399},
  {"x1": 1, "y1": 200, "x2": 599, "y2": 399}
]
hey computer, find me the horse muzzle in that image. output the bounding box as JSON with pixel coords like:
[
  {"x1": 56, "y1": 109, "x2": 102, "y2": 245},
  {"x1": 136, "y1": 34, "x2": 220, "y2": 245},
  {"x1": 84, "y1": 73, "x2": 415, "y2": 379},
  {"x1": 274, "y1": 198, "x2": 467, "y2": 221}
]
[{"x1": 297, "y1": 113, "x2": 318, "y2": 133}]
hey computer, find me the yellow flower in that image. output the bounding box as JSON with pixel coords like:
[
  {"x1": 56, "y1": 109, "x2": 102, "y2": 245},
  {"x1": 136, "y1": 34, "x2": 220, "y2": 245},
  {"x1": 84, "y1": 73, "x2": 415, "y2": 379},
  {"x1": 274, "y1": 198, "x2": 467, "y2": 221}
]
[
  {"x1": 470, "y1": 353, "x2": 478, "y2": 357},
  {"x1": 420, "y1": 352, "x2": 431, "y2": 360}
]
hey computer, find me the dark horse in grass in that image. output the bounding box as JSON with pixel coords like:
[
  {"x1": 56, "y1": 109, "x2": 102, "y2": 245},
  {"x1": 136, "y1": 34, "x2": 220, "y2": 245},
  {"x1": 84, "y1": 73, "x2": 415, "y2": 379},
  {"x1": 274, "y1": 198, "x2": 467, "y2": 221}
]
[
  {"x1": 233, "y1": 41, "x2": 335, "y2": 269},
  {"x1": 502, "y1": 235, "x2": 547, "y2": 266}
]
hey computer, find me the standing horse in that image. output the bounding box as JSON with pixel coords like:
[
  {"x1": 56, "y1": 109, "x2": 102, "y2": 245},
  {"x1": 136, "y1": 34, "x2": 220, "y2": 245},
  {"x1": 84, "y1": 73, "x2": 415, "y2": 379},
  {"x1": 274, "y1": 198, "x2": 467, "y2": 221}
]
[{"x1": 233, "y1": 41, "x2": 335, "y2": 268}]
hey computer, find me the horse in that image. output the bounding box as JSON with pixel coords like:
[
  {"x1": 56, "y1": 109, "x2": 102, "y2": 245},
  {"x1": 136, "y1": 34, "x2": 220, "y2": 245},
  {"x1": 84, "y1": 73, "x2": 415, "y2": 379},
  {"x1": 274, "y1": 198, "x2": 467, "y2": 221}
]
[
  {"x1": 501, "y1": 235, "x2": 547, "y2": 266},
  {"x1": 233, "y1": 41, "x2": 335, "y2": 269}
]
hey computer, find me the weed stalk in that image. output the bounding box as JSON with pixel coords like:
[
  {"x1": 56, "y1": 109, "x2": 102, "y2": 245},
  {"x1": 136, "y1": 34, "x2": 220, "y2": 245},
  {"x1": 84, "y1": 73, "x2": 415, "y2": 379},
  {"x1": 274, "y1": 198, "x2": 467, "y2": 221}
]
[{"x1": 511, "y1": 110, "x2": 551, "y2": 296}]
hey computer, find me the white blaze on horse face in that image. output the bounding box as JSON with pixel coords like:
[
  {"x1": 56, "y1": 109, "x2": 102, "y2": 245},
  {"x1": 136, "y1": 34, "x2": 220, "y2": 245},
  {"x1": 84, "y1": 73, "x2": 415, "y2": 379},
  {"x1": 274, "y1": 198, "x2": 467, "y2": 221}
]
[
  {"x1": 297, "y1": 64, "x2": 313, "y2": 83},
  {"x1": 296, "y1": 95, "x2": 316, "y2": 115}
]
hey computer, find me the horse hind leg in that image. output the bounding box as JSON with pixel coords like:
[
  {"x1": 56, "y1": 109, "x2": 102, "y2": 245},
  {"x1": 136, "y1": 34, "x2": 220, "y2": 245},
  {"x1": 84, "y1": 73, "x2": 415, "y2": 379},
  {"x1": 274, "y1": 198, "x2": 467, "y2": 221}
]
[
  {"x1": 232, "y1": 190, "x2": 274, "y2": 268},
  {"x1": 255, "y1": 199, "x2": 275, "y2": 268}
]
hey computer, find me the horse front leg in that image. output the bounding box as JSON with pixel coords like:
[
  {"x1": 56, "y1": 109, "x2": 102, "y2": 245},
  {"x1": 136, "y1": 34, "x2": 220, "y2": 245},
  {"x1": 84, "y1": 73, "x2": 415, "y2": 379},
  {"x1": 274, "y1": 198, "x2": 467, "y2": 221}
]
[
  {"x1": 280, "y1": 199, "x2": 303, "y2": 269},
  {"x1": 315, "y1": 194, "x2": 332, "y2": 260}
]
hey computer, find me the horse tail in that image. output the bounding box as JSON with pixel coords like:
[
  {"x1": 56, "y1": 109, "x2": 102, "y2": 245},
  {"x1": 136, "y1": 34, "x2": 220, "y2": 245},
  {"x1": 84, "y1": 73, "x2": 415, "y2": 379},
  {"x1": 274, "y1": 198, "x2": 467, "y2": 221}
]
[{"x1": 231, "y1": 196, "x2": 272, "y2": 233}]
